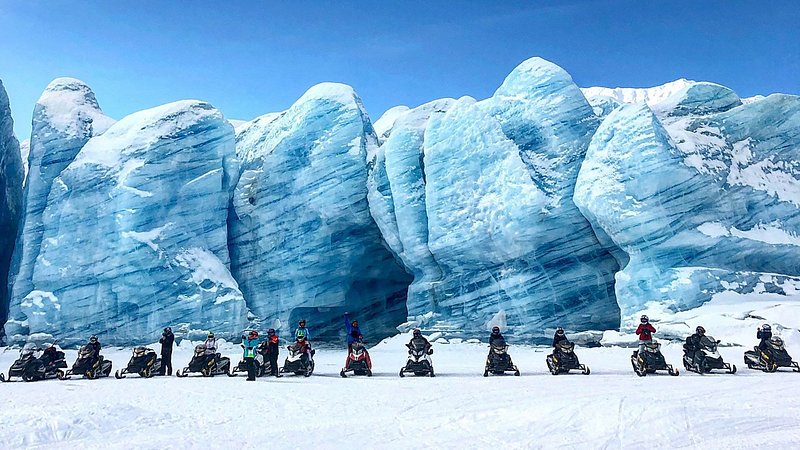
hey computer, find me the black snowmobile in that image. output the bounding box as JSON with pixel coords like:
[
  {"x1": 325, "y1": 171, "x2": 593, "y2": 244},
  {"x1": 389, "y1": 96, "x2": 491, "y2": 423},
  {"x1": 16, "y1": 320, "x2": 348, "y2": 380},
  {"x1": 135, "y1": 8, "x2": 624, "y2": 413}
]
[
  {"x1": 115, "y1": 347, "x2": 163, "y2": 378},
  {"x1": 176, "y1": 345, "x2": 230, "y2": 377},
  {"x1": 484, "y1": 344, "x2": 520, "y2": 376},
  {"x1": 546, "y1": 341, "x2": 589, "y2": 375},
  {"x1": 1, "y1": 343, "x2": 66, "y2": 382},
  {"x1": 340, "y1": 341, "x2": 372, "y2": 377},
  {"x1": 682, "y1": 336, "x2": 736, "y2": 374},
  {"x1": 631, "y1": 341, "x2": 678, "y2": 376},
  {"x1": 399, "y1": 342, "x2": 434, "y2": 377},
  {"x1": 279, "y1": 343, "x2": 314, "y2": 377},
  {"x1": 744, "y1": 337, "x2": 800, "y2": 373},
  {"x1": 61, "y1": 345, "x2": 113, "y2": 379}
]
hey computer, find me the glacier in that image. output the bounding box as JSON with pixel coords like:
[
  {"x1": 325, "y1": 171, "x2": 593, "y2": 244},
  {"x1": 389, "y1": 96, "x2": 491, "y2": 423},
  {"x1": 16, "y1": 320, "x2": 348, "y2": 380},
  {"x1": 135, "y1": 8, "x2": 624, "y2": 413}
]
[
  {"x1": 5, "y1": 85, "x2": 247, "y2": 345},
  {"x1": 0, "y1": 80, "x2": 24, "y2": 342},
  {"x1": 368, "y1": 58, "x2": 621, "y2": 339},
  {"x1": 229, "y1": 83, "x2": 412, "y2": 341},
  {"x1": 575, "y1": 81, "x2": 800, "y2": 333}
]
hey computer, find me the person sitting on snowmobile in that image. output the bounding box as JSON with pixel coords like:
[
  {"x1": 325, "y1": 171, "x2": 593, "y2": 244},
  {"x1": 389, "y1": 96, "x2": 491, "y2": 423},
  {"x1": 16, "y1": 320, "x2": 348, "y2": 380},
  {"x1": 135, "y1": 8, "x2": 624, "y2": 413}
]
[
  {"x1": 295, "y1": 319, "x2": 310, "y2": 342},
  {"x1": 407, "y1": 329, "x2": 432, "y2": 353},
  {"x1": 344, "y1": 312, "x2": 365, "y2": 351},
  {"x1": 635, "y1": 315, "x2": 656, "y2": 355},
  {"x1": 757, "y1": 324, "x2": 773, "y2": 351},
  {"x1": 40, "y1": 344, "x2": 59, "y2": 366},
  {"x1": 684, "y1": 326, "x2": 706, "y2": 365},
  {"x1": 489, "y1": 326, "x2": 506, "y2": 348},
  {"x1": 204, "y1": 331, "x2": 218, "y2": 363},
  {"x1": 552, "y1": 327, "x2": 568, "y2": 348}
]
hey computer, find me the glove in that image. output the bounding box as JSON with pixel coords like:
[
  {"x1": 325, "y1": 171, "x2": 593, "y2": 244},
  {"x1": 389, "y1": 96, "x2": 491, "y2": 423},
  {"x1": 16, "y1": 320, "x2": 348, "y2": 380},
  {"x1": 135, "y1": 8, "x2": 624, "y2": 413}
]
[{"x1": 427, "y1": 349, "x2": 434, "y2": 355}]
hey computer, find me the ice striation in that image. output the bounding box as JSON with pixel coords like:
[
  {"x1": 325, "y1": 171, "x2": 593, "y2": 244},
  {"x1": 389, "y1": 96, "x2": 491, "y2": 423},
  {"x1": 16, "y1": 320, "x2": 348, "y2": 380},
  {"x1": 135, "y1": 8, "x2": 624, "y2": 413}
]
[
  {"x1": 0, "y1": 80, "x2": 24, "y2": 340},
  {"x1": 4, "y1": 95, "x2": 247, "y2": 345},
  {"x1": 369, "y1": 58, "x2": 621, "y2": 339},
  {"x1": 229, "y1": 83, "x2": 412, "y2": 341},
  {"x1": 575, "y1": 81, "x2": 800, "y2": 332}
]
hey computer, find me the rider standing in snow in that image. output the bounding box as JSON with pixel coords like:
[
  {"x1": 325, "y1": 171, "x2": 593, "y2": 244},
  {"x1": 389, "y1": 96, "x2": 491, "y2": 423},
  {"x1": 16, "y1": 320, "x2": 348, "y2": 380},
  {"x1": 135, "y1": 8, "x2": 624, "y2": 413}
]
[
  {"x1": 684, "y1": 326, "x2": 706, "y2": 365},
  {"x1": 408, "y1": 329, "x2": 432, "y2": 353},
  {"x1": 204, "y1": 332, "x2": 217, "y2": 363},
  {"x1": 159, "y1": 327, "x2": 175, "y2": 376},
  {"x1": 757, "y1": 324, "x2": 772, "y2": 350},
  {"x1": 635, "y1": 315, "x2": 656, "y2": 354},
  {"x1": 343, "y1": 313, "x2": 372, "y2": 370},
  {"x1": 264, "y1": 328, "x2": 280, "y2": 377},
  {"x1": 242, "y1": 330, "x2": 259, "y2": 381}
]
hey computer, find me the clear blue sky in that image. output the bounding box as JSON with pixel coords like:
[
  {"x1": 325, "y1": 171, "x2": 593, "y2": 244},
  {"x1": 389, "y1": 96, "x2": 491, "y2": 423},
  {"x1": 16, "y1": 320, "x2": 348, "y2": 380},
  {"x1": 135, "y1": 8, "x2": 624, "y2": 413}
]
[{"x1": 1, "y1": 0, "x2": 798, "y2": 140}]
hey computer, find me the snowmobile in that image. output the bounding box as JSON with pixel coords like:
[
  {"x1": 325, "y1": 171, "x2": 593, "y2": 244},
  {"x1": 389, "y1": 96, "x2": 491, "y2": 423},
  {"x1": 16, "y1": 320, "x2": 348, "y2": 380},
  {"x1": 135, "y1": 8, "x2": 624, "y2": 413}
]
[
  {"x1": 546, "y1": 340, "x2": 589, "y2": 375},
  {"x1": 631, "y1": 341, "x2": 678, "y2": 376},
  {"x1": 115, "y1": 347, "x2": 163, "y2": 379},
  {"x1": 60, "y1": 345, "x2": 113, "y2": 380},
  {"x1": 682, "y1": 336, "x2": 736, "y2": 374},
  {"x1": 744, "y1": 337, "x2": 800, "y2": 373},
  {"x1": 0, "y1": 343, "x2": 66, "y2": 382},
  {"x1": 176, "y1": 345, "x2": 230, "y2": 377},
  {"x1": 340, "y1": 341, "x2": 372, "y2": 377},
  {"x1": 279, "y1": 343, "x2": 315, "y2": 377},
  {"x1": 399, "y1": 342, "x2": 434, "y2": 377},
  {"x1": 483, "y1": 344, "x2": 520, "y2": 376},
  {"x1": 20, "y1": 345, "x2": 68, "y2": 382}
]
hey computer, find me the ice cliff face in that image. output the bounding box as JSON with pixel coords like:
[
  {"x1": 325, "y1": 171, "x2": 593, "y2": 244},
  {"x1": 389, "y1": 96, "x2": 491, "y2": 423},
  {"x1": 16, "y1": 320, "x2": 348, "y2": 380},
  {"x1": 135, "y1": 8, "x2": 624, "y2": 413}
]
[
  {"x1": 368, "y1": 58, "x2": 621, "y2": 339},
  {"x1": 5, "y1": 90, "x2": 247, "y2": 345},
  {"x1": 229, "y1": 83, "x2": 412, "y2": 340},
  {"x1": 0, "y1": 80, "x2": 24, "y2": 340},
  {"x1": 575, "y1": 82, "x2": 800, "y2": 333}
]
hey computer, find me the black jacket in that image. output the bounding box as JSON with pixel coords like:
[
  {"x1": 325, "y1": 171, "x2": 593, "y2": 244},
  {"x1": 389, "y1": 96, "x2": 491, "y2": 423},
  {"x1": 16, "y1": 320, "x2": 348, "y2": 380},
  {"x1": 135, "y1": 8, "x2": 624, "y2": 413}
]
[
  {"x1": 160, "y1": 332, "x2": 175, "y2": 356},
  {"x1": 757, "y1": 329, "x2": 772, "y2": 342},
  {"x1": 684, "y1": 333, "x2": 703, "y2": 352},
  {"x1": 87, "y1": 341, "x2": 101, "y2": 357},
  {"x1": 408, "y1": 336, "x2": 431, "y2": 352},
  {"x1": 552, "y1": 333, "x2": 568, "y2": 348},
  {"x1": 489, "y1": 333, "x2": 506, "y2": 348}
]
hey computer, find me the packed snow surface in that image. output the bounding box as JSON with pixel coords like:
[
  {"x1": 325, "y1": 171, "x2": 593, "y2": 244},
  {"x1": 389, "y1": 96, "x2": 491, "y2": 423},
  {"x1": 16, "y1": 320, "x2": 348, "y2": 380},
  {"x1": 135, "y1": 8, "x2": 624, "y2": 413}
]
[{"x1": 1, "y1": 334, "x2": 799, "y2": 449}]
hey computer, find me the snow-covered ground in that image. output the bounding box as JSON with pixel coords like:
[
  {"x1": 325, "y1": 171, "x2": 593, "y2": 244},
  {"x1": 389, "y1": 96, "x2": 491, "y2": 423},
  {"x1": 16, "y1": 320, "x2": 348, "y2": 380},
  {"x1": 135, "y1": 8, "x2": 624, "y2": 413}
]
[{"x1": 1, "y1": 334, "x2": 799, "y2": 449}]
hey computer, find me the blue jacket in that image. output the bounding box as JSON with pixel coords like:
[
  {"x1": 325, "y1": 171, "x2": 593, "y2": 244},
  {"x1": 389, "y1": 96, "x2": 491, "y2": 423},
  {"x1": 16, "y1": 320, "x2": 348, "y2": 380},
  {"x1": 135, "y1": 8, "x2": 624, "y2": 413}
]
[
  {"x1": 344, "y1": 314, "x2": 363, "y2": 344},
  {"x1": 242, "y1": 337, "x2": 259, "y2": 358},
  {"x1": 295, "y1": 326, "x2": 310, "y2": 340}
]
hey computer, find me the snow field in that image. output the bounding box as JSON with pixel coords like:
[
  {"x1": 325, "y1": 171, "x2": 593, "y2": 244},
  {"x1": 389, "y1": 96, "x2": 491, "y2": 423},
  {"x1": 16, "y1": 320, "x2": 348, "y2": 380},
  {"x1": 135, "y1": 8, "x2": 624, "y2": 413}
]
[{"x1": 1, "y1": 335, "x2": 799, "y2": 449}]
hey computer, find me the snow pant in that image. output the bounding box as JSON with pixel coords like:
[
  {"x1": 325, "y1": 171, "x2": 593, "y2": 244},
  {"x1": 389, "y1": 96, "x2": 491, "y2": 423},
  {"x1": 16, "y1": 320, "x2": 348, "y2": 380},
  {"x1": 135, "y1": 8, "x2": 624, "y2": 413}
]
[
  {"x1": 161, "y1": 353, "x2": 172, "y2": 376},
  {"x1": 638, "y1": 339, "x2": 652, "y2": 354},
  {"x1": 245, "y1": 357, "x2": 256, "y2": 380},
  {"x1": 268, "y1": 354, "x2": 279, "y2": 376}
]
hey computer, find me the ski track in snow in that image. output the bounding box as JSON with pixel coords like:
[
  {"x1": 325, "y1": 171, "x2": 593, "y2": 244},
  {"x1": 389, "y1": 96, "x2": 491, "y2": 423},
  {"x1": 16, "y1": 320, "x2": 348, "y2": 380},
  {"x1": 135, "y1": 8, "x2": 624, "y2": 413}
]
[{"x1": 1, "y1": 337, "x2": 799, "y2": 450}]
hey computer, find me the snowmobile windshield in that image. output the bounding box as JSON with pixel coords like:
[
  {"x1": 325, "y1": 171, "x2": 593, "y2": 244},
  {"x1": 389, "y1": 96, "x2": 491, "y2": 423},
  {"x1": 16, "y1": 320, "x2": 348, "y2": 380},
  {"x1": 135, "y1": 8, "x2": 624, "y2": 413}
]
[
  {"x1": 557, "y1": 341, "x2": 574, "y2": 352},
  {"x1": 21, "y1": 343, "x2": 38, "y2": 356},
  {"x1": 700, "y1": 336, "x2": 717, "y2": 351},
  {"x1": 78, "y1": 346, "x2": 93, "y2": 358},
  {"x1": 194, "y1": 345, "x2": 206, "y2": 355}
]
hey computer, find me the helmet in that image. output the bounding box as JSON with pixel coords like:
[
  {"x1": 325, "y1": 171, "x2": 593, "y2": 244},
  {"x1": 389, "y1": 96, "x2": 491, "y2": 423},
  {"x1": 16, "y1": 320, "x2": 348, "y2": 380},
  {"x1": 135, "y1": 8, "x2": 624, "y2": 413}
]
[
  {"x1": 298, "y1": 319, "x2": 306, "y2": 327},
  {"x1": 556, "y1": 327, "x2": 565, "y2": 335},
  {"x1": 696, "y1": 326, "x2": 705, "y2": 335},
  {"x1": 164, "y1": 327, "x2": 172, "y2": 333},
  {"x1": 208, "y1": 331, "x2": 215, "y2": 338},
  {"x1": 491, "y1": 326, "x2": 500, "y2": 334},
  {"x1": 89, "y1": 335, "x2": 98, "y2": 343},
  {"x1": 640, "y1": 315, "x2": 649, "y2": 324},
  {"x1": 267, "y1": 328, "x2": 275, "y2": 336},
  {"x1": 248, "y1": 330, "x2": 259, "y2": 339},
  {"x1": 351, "y1": 320, "x2": 359, "y2": 328},
  {"x1": 413, "y1": 328, "x2": 421, "y2": 337},
  {"x1": 762, "y1": 324, "x2": 771, "y2": 331}
]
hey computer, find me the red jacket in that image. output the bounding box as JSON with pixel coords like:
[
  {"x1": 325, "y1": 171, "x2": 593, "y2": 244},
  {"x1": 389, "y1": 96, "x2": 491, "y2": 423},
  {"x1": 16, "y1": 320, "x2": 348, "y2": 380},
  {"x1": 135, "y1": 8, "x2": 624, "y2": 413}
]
[{"x1": 636, "y1": 323, "x2": 656, "y2": 341}]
